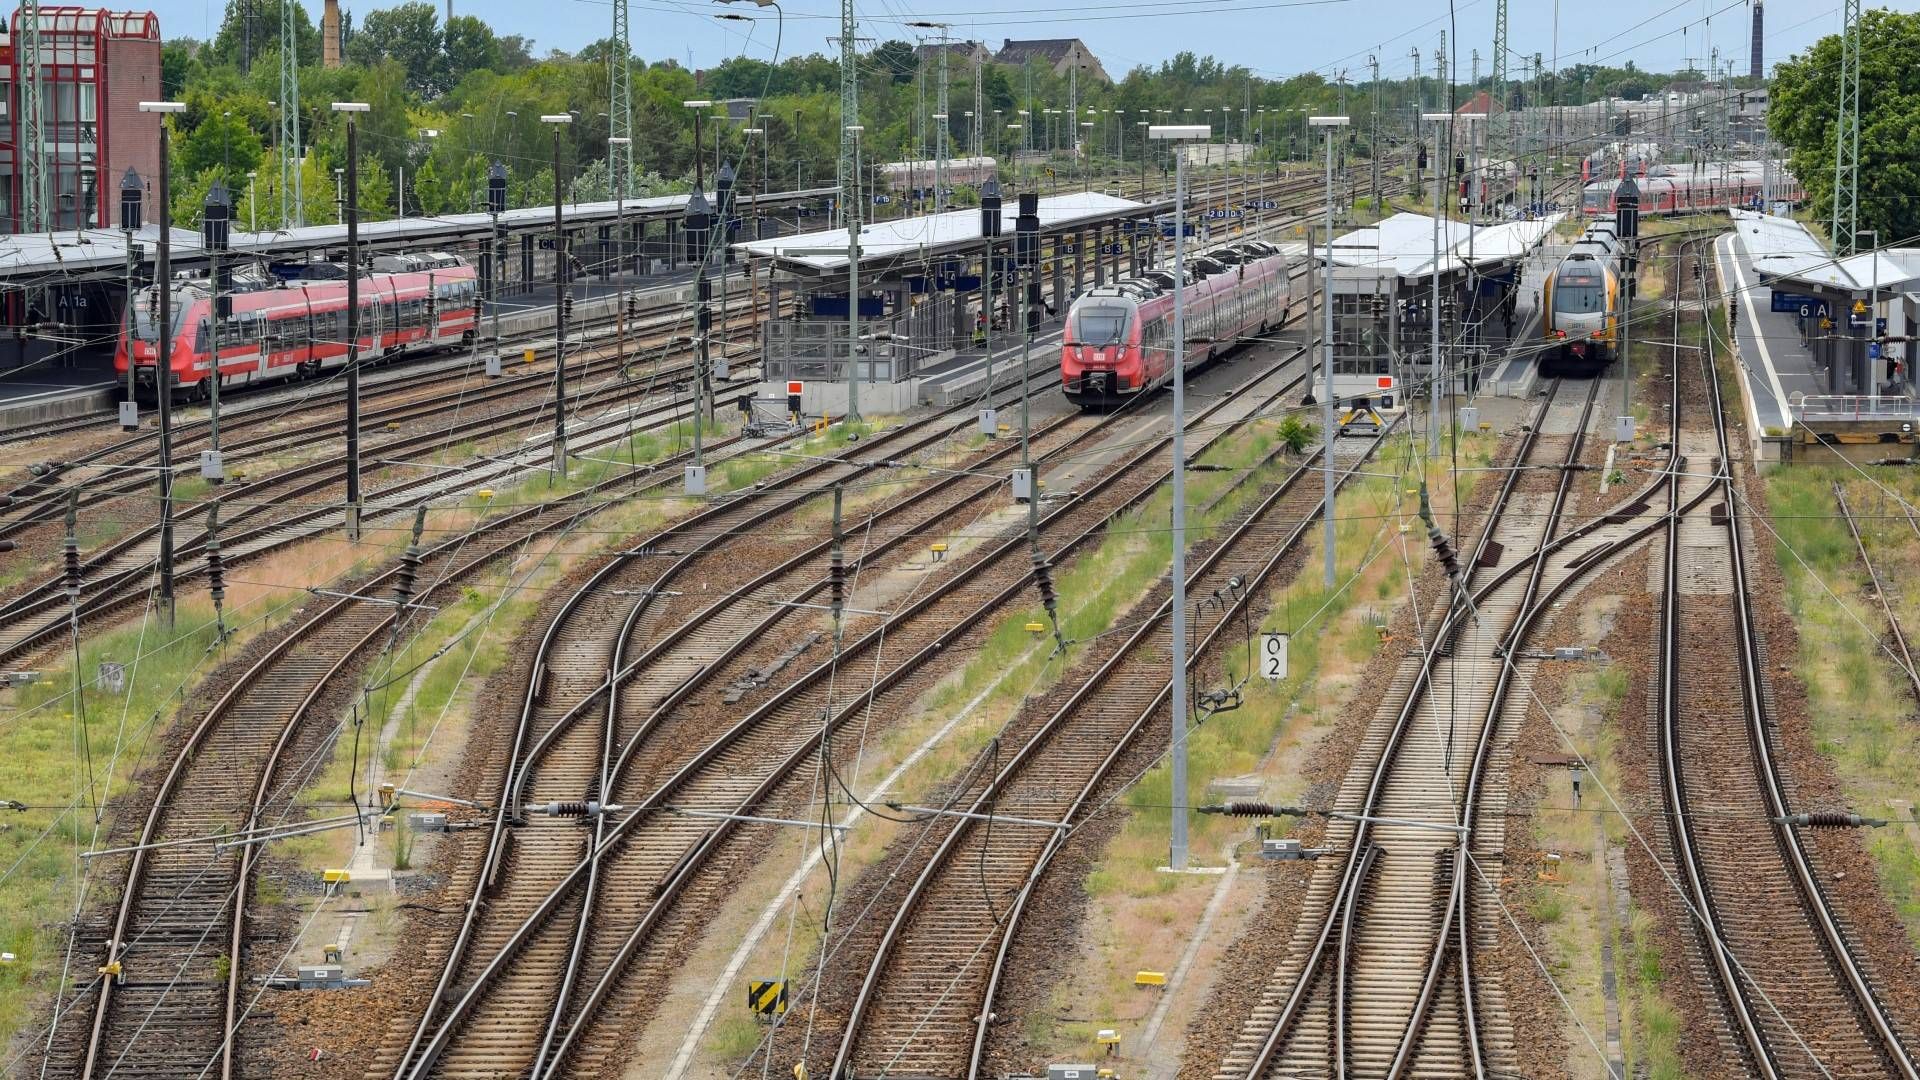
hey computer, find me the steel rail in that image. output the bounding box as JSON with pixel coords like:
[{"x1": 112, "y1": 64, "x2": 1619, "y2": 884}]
[
  {"x1": 523, "y1": 353, "x2": 1313, "y2": 1080},
  {"x1": 1673, "y1": 231, "x2": 1920, "y2": 1079}
]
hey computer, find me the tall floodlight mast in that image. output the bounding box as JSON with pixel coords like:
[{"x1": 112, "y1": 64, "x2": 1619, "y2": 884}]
[
  {"x1": 17, "y1": 0, "x2": 45, "y2": 232},
  {"x1": 281, "y1": 0, "x2": 303, "y2": 225},
  {"x1": 837, "y1": 0, "x2": 861, "y2": 420},
  {"x1": 610, "y1": 0, "x2": 633, "y2": 195},
  {"x1": 1491, "y1": 0, "x2": 1509, "y2": 189},
  {"x1": 1831, "y1": 0, "x2": 1861, "y2": 254}
]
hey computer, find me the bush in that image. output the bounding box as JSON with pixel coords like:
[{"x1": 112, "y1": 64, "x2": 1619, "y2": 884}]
[{"x1": 1276, "y1": 415, "x2": 1318, "y2": 455}]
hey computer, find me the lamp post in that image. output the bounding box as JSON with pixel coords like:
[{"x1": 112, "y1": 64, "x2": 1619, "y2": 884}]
[
  {"x1": 1859, "y1": 229, "x2": 1880, "y2": 404},
  {"x1": 609, "y1": 137, "x2": 631, "y2": 380},
  {"x1": 118, "y1": 165, "x2": 143, "y2": 431},
  {"x1": 201, "y1": 178, "x2": 231, "y2": 483},
  {"x1": 1148, "y1": 121, "x2": 1209, "y2": 874},
  {"x1": 541, "y1": 113, "x2": 573, "y2": 481},
  {"x1": 487, "y1": 161, "x2": 508, "y2": 369},
  {"x1": 1309, "y1": 115, "x2": 1350, "y2": 589},
  {"x1": 905, "y1": 20, "x2": 952, "y2": 213},
  {"x1": 843, "y1": 123, "x2": 864, "y2": 421},
  {"x1": 332, "y1": 101, "x2": 369, "y2": 539},
  {"x1": 137, "y1": 101, "x2": 184, "y2": 626},
  {"x1": 1423, "y1": 113, "x2": 1452, "y2": 458}
]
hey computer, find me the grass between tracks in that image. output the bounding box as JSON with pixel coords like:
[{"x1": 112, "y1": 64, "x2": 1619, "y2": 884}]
[
  {"x1": 0, "y1": 594, "x2": 305, "y2": 1046},
  {"x1": 1765, "y1": 464, "x2": 1920, "y2": 946},
  {"x1": 277, "y1": 415, "x2": 886, "y2": 874},
  {"x1": 703, "y1": 414, "x2": 1381, "y2": 1069},
  {"x1": 1011, "y1": 430, "x2": 1495, "y2": 1059}
]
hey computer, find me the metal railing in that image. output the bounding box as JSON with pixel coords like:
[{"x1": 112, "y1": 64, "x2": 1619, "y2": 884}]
[{"x1": 1793, "y1": 393, "x2": 1920, "y2": 421}]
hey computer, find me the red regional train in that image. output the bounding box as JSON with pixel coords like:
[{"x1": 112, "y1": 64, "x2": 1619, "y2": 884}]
[
  {"x1": 1581, "y1": 163, "x2": 1802, "y2": 216},
  {"x1": 118, "y1": 255, "x2": 480, "y2": 402},
  {"x1": 1061, "y1": 240, "x2": 1291, "y2": 408}
]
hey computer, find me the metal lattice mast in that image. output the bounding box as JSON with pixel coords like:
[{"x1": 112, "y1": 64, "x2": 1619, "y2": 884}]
[
  {"x1": 837, "y1": 0, "x2": 858, "y2": 229},
  {"x1": 973, "y1": 50, "x2": 983, "y2": 157},
  {"x1": 1832, "y1": 0, "x2": 1860, "y2": 253},
  {"x1": 1490, "y1": 0, "x2": 1509, "y2": 178},
  {"x1": 17, "y1": 0, "x2": 45, "y2": 232},
  {"x1": 281, "y1": 0, "x2": 303, "y2": 226},
  {"x1": 610, "y1": 0, "x2": 633, "y2": 195},
  {"x1": 937, "y1": 32, "x2": 949, "y2": 210}
]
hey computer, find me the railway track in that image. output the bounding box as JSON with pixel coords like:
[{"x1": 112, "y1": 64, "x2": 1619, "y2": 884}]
[
  {"x1": 43, "y1": 325, "x2": 1132, "y2": 1080},
  {"x1": 822, "y1": 409, "x2": 1394, "y2": 1080},
  {"x1": 39, "y1": 413, "x2": 777, "y2": 1080},
  {"x1": 1207, "y1": 368, "x2": 1702, "y2": 1079},
  {"x1": 1832, "y1": 482, "x2": 1920, "y2": 707},
  {"x1": 0, "y1": 292, "x2": 771, "y2": 537},
  {"x1": 0, "y1": 348, "x2": 760, "y2": 667},
  {"x1": 1653, "y1": 237, "x2": 1918, "y2": 1079},
  {"x1": 384, "y1": 341, "x2": 1315, "y2": 1080}
]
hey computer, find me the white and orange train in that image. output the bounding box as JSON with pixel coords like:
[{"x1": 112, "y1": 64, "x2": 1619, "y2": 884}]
[
  {"x1": 118, "y1": 254, "x2": 480, "y2": 402},
  {"x1": 1060, "y1": 240, "x2": 1292, "y2": 408}
]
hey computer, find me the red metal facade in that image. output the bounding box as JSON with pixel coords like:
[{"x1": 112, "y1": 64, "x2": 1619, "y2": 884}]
[{"x1": 0, "y1": 7, "x2": 161, "y2": 233}]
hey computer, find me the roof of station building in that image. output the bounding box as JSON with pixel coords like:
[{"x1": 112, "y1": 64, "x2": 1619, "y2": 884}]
[
  {"x1": 1731, "y1": 208, "x2": 1920, "y2": 295},
  {"x1": 1328, "y1": 211, "x2": 1564, "y2": 280},
  {"x1": 736, "y1": 191, "x2": 1147, "y2": 274}
]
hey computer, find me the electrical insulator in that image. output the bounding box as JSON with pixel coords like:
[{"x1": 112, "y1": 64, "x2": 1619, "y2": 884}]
[
  {"x1": 1416, "y1": 483, "x2": 1464, "y2": 588},
  {"x1": 1780, "y1": 811, "x2": 1885, "y2": 829},
  {"x1": 204, "y1": 510, "x2": 225, "y2": 612},
  {"x1": 63, "y1": 493, "x2": 81, "y2": 604},
  {"x1": 392, "y1": 506, "x2": 427, "y2": 611},
  {"x1": 1197, "y1": 800, "x2": 1300, "y2": 818},
  {"x1": 828, "y1": 485, "x2": 846, "y2": 633},
  {"x1": 562, "y1": 292, "x2": 574, "y2": 321}
]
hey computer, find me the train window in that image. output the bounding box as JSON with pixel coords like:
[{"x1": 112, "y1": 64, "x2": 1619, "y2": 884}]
[
  {"x1": 1074, "y1": 305, "x2": 1130, "y2": 345},
  {"x1": 1553, "y1": 281, "x2": 1605, "y2": 313}
]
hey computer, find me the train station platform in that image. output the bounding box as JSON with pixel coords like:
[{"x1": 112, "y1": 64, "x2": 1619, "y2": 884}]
[
  {"x1": 0, "y1": 362, "x2": 118, "y2": 428},
  {"x1": 1720, "y1": 210, "x2": 1920, "y2": 463},
  {"x1": 1318, "y1": 210, "x2": 1564, "y2": 407}
]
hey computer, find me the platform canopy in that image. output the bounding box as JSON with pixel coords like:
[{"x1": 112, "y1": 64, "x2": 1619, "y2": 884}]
[
  {"x1": 1326, "y1": 211, "x2": 1564, "y2": 281},
  {"x1": 0, "y1": 187, "x2": 835, "y2": 280},
  {"x1": 736, "y1": 192, "x2": 1148, "y2": 276},
  {"x1": 1732, "y1": 209, "x2": 1920, "y2": 296}
]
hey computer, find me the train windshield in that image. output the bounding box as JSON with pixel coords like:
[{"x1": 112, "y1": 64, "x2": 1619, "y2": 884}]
[
  {"x1": 1073, "y1": 305, "x2": 1130, "y2": 345},
  {"x1": 1554, "y1": 281, "x2": 1604, "y2": 313},
  {"x1": 127, "y1": 291, "x2": 189, "y2": 341}
]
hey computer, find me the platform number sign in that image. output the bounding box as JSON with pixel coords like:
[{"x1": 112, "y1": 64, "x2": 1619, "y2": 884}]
[{"x1": 1260, "y1": 633, "x2": 1289, "y2": 682}]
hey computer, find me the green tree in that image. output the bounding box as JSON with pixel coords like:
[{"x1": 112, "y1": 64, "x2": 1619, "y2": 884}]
[
  {"x1": 443, "y1": 15, "x2": 500, "y2": 76},
  {"x1": 209, "y1": 0, "x2": 319, "y2": 70},
  {"x1": 346, "y1": 1, "x2": 446, "y2": 97},
  {"x1": 174, "y1": 107, "x2": 265, "y2": 192},
  {"x1": 357, "y1": 157, "x2": 396, "y2": 220},
  {"x1": 870, "y1": 40, "x2": 917, "y2": 85},
  {"x1": 162, "y1": 40, "x2": 199, "y2": 98},
  {"x1": 1771, "y1": 9, "x2": 1920, "y2": 246}
]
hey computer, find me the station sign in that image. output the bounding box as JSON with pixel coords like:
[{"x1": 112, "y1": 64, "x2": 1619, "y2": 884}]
[
  {"x1": 1770, "y1": 290, "x2": 1820, "y2": 314},
  {"x1": 1100, "y1": 243, "x2": 1125, "y2": 255}
]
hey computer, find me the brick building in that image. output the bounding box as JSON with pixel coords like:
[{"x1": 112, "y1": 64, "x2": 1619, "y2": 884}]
[{"x1": 0, "y1": 7, "x2": 162, "y2": 233}]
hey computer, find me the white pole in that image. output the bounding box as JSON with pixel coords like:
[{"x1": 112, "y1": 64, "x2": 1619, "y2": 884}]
[
  {"x1": 1425, "y1": 114, "x2": 1452, "y2": 460},
  {"x1": 1150, "y1": 122, "x2": 1210, "y2": 873},
  {"x1": 1312, "y1": 116, "x2": 1349, "y2": 588}
]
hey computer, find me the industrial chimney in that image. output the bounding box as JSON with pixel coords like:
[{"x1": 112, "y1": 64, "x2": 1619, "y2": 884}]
[
  {"x1": 322, "y1": 0, "x2": 343, "y2": 68},
  {"x1": 1749, "y1": 1, "x2": 1764, "y2": 79}
]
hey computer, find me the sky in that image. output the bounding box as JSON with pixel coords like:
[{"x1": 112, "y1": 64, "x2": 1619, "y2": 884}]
[{"x1": 154, "y1": 0, "x2": 1897, "y2": 82}]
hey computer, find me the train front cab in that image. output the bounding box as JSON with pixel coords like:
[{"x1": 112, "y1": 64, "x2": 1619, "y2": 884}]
[
  {"x1": 1541, "y1": 259, "x2": 1617, "y2": 377},
  {"x1": 1062, "y1": 297, "x2": 1149, "y2": 408}
]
